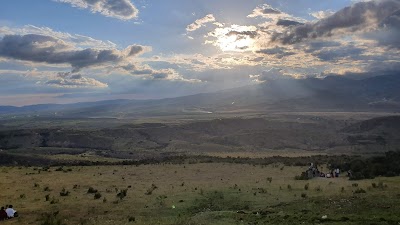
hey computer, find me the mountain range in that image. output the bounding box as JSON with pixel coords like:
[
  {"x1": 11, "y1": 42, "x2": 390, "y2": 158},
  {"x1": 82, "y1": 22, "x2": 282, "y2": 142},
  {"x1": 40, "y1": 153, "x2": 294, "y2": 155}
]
[{"x1": 1, "y1": 73, "x2": 400, "y2": 118}]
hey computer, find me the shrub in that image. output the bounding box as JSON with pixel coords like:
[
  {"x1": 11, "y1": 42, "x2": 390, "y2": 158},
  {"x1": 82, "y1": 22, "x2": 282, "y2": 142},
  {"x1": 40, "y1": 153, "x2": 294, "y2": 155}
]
[
  {"x1": 117, "y1": 189, "x2": 128, "y2": 200},
  {"x1": 267, "y1": 177, "x2": 272, "y2": 183},
  {"x1": 128, "y1": 216, "x2": 135, "y2": 222},
  {"x1": 315, "y1": 186, "x2": 322, "y2": 192},
  {"x1": 50, "y1": 197, "x2": 59, "y2": 204},
  {"x1": 188, "y1": 191, "x2": 249, "y2": 214},
  {"x1": 301, "y1": 193, "x2": 307, "y2": 198},
  {"x1": 145, "y1": 184, "x2": 157, "y2": 195},
  {"x1": 87, "y1": 187, "x2": 98, "y2": 194},
  {"x1": 294, "y1": 172, "x2": 309, "y2": 180},
  {"x1": 378, "y1": 181, "x2": 387, "y2": 189},
  {"x1": 44, "y1": 186, "x2": 51, "y2": 192},
  {"x1": 45, "y1": 194, "x2": 50, "y2": 201},
  {"x1": 354, "y1": 188, "x2": 366, "y2": 194},
  {"x1": 20, "y1": 194, "x2": 26, "y2": 199},
  {"x1": 94, "y1": 192, "x2": 102, "y2": 200},
  {"x1": 287, "y1": 185, "x2": 292, "y2": 191},
  {"x1": 59, "y1": 188, "x2": 70, "y2": 197},
  {"x1": 352, "y1": 183, "x2": 359, "y2": 187},
  {"x1": 304, "y1": 183, "x2": 309, "y2": 191},
  {"x1": 40, "y1": 211, "x2": 65, "y2": 225}
]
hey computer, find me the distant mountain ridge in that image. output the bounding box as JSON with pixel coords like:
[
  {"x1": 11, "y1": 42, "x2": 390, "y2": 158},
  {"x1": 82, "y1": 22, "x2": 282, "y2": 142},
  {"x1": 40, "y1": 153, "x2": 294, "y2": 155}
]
[{"x1": 1, "y1": 73, "x2": 400, "y2": 118}]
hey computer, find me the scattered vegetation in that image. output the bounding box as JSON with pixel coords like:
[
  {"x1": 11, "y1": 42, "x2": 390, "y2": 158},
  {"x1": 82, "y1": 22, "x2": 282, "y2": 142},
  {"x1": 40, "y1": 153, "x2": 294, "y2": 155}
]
[
  {"x1": 87, "y1": 187, "x2": 98, "y2": 194},
  {"x1": 40, "y1": 211, "x2": 65, "y2": 225},
  {"x1": 145, "y1": 184, "x2": 157, "y2": 195},
  {"x1": 354, "y1": 188, "x2": 367, "y2": 194},
  {"x1": 59, "y1": 188, "x2": 70, "y2": 197},
  {"x1": 94, "y1": 192, "x2": 102, "y2": 200},
  {"x1": 117, "y1": 189, "x2": 128, "y2": 200}
]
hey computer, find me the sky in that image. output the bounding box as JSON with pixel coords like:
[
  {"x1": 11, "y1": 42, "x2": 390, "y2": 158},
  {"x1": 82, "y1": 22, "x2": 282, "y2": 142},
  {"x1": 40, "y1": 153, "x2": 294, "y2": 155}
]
[{"x1": 0, "y1": 0, "x2": 399, "y2": 106}]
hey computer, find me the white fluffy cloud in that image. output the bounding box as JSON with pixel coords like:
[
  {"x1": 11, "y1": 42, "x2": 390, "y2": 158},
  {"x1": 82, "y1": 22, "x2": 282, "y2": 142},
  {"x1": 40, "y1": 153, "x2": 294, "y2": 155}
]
[{"x1": 186, "y1": 14, "x2": 216, "y2": 32}]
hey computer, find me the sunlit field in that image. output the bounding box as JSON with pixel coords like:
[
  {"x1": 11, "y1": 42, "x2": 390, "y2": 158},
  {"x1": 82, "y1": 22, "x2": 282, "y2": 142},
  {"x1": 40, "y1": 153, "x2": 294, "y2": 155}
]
[{"x1": 1, "y1": 163, "x2": 399, "y2": 225}]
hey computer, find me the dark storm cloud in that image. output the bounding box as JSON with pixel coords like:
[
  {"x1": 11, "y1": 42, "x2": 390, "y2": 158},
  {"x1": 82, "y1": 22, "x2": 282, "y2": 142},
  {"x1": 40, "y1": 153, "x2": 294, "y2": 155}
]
[
  {"x1": 0, "y1": 34, "x2": 146, "y2": 72},
  {"x1": 56, "y1": 0, "x2": 139, "y2": 20},
  {"x1": 272, "y1": 0, "x2": 400, "y2": 44},
  {"x1": 276, "y1": 19, "x2": 304, "y2": 27},
  {"x1": 367, "y1": 9, "x2": 400, "y2": 48},
  {"x1": 0, "y1": 34, "x2": 121, "y2": 71}
]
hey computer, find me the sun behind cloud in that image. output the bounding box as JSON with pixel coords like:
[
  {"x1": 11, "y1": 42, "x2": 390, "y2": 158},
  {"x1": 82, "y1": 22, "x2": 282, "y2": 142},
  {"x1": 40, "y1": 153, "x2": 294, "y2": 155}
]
[{"x1": 206, "y1": 25, "x2": 258, "y2": 52}]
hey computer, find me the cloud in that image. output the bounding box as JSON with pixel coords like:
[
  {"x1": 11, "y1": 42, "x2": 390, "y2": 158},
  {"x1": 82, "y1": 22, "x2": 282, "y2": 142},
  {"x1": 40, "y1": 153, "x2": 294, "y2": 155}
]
[
  {"x1": 249, "y1": 68, "x2": 286, "y2": 83},
  {"x1": 120, "y1": 63, "x2": 200, "y2": 82},
  {"x1": 0, "y1": 25, "x2": 117, "y2": 49},
  {"x1": 276, "y1": 19, "x2": 304, "y2": 27},
  {"x1": 205, "y1": 25, "x2": 258, "y2": 52},
  {"x1": 309, "y1": 10, "x2": 335, "y2": 20},
  {"x1": 186, "y1": 14, "x2": 216, "y2": 32},
  {"x1": 256, "y1": 47, "x2": 295, "y2": 58},
  {"x1": 45, "y1": 72, "x2": 108, "y2": 88},
  {"x1": 0, "y1": 34, "x2": 149, "y2": 72},
  {"x1": 364, "y1": 9, "x2": 400, "y2": 48},
  {"x1": 55, "y1": 0, "x2": 139, "y2": 20},
  {"x1": 272, "y1": 0, "x2": 400, "y2": 44},
  {"x1": 248, "y1": 4, "x2": 282, "y2": 18}
]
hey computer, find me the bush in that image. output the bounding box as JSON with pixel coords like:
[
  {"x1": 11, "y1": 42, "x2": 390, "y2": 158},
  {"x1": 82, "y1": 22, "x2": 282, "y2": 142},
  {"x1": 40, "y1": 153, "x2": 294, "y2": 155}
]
[
  {"x1": 145, "y1": 184, "x2": 157, "y2": 195},
  {"x1": 50, "y1": 197, "x2": 59, "y2": 204},
  {"x1": 117, "y1": 189, "x2": 128, "y2": 200},
  {"x1": 87, "y1": 187, "x2": 98, "y2": 194},
  {"x1": 94, "y1": 192, "x2": 102, "y2": 199},
  {"x1": 354, "y1": 188, "x2": 366, "y2": 194},
  {"x1": 301, "y1": 193, "x2": 307, "y2": 198},
  {"x1": 188, "y1": 191, "x2": 249, "y2": 214},
  {"x1": 44, "y1": 186, "x2": 51, "y2": 192},
  {"x1": 304, "y1": 183, "x2": 309, "y2": 191},
  {"x1": 59, "y1": 188, "x2": 70, "y2": 197},
  {"x1": 294, "y1": 172, "x2": 309, "y2": 180},
  {"x1": 40, "y1": 211, "x2": 65, "y2": 225},
  {"x1": 287, "y1": 185, "x2": 292, "y2": 191},
  {"x1": 128, "y1": 216, "x2": 135, "y2": 222}
]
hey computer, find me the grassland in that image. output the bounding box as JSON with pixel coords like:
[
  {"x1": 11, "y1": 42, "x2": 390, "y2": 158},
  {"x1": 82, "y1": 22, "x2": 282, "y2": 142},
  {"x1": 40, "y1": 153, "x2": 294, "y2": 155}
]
[
  {"x1": 1, "y1": 163, "x2": 399, "y2": 225},
  {"x1": 0, "y1": 112, "x2": 399, "y2": 224}
]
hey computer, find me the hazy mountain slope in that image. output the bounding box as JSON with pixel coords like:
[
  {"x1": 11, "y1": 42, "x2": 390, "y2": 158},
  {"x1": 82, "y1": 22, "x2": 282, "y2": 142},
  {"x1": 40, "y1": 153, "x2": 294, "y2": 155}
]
[{"x1": 1, "y1": 74, "x2": 400, "y2": 117}]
